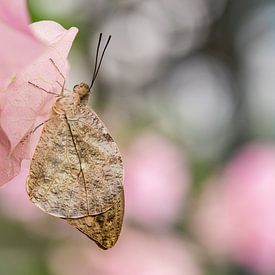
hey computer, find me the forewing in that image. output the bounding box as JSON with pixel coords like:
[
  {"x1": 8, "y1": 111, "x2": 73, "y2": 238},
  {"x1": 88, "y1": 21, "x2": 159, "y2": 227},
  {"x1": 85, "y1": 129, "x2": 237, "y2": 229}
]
[
  {"x1": 27, "y1": 104, "x2": 123, "y2": 218},
  {"x1": 66, "y1": 190, "x2": 124, "y2": 249},
  {"x1": 68, "y1": 104, "x2": 124, "y2": 215},
  {"x1": 27, "y1": 114, "x2": 90, "y2": 218}
]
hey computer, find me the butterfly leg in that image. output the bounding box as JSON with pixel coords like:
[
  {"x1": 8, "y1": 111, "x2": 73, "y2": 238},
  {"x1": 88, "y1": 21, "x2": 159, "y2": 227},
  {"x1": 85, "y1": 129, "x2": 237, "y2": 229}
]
[
  {"x1": 20, "y1": 118, "x2": 52, "y2": 145},
  {"x1": 31, "y1": 119, "x2": 51, "y2": 134},
  {"x1": 49, "y1": 58, "x2": 66, "y2": 96},
  {"x1": 28, "y1": 81, "x2": 61, "y2": 97}
]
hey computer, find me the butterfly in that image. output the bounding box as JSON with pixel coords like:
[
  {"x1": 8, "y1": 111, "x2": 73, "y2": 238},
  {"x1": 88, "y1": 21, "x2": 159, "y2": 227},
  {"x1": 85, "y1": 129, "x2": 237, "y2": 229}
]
[{"x1": 26, "y1": 34, "x2": 124, "y2": 249}]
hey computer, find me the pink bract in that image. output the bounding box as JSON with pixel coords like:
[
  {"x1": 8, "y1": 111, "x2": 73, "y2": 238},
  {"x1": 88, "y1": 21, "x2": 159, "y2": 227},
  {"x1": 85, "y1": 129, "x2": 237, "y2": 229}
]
[
  {"x1": 0, "y1": 0, "x2": 46, "y2": 89},
  {"x1": 0, "y1": 20, "x2": 78, "y2": 186}
]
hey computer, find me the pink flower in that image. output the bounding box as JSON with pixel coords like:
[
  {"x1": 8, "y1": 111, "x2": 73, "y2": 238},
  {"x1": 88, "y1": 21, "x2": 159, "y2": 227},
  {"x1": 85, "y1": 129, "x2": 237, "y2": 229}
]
[
  {"x1": 0, "y1": 9, "x2": 78, "y2": 185},
  {"x1": 124, "y1": 133, "x2": 189, "y2": 230},
  {"x1": 193, "y1": 143, "x2": 275, "y2": 274},
  {"x1": 49, "y1": 228, "x2": 202, "y2": 275}
]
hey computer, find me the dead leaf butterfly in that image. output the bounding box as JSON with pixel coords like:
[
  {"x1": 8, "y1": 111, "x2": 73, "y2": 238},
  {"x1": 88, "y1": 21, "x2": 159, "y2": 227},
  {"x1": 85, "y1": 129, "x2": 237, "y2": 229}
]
[{"x1": 27, "y1": 34, "x2": 124, "y2": 249}]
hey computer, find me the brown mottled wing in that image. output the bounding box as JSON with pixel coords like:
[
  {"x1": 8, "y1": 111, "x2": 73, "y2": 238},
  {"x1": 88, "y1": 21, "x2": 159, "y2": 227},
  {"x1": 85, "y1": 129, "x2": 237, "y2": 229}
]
[
  {"x1": 66, "y1": 190, "x2": 124, "y2": 249},
  {"x1": 27, "y1": 106, "x2": 123, "y2": 218},
  {"x1": 67, "y1": 105, "x2": 123, "y2": 215},
  {"x1": 27, "y1": 114, "x2": 88, "y2": 218}
]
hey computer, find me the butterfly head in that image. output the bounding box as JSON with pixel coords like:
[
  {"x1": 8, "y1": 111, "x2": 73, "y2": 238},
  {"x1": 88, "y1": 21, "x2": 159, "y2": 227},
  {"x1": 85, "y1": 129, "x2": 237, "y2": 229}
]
[{"x1": 73, "y1": 83, "x2": 90, "y2": 98}]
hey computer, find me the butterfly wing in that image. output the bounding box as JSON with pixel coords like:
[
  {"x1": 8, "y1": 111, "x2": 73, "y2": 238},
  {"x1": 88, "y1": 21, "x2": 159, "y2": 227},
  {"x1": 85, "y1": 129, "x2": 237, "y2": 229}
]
[
  {"x1": 67, "y1": 104, "x2": 123, "y2": 212},
  {"x1": 66, "y1": 189, "x2": 124, "y2": 249},
  {"x1": 27, "y1": 105, "x2": 123, "y2": 218},
  {"x1": 27, "y1": 113, "x2": 89, "y2": 218}
]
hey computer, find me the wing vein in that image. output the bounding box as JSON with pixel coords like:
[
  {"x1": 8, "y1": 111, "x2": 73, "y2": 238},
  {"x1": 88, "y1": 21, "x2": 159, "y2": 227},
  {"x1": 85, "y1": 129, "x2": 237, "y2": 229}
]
[{"x1": 65, "y1": 114, "x2": 90, "y2": 215}]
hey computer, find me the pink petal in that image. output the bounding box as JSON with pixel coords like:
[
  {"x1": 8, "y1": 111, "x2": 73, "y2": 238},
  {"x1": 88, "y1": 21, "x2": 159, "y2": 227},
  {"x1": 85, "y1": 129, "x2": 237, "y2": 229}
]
[
  {"x1": 0, "y1": 0, "x2": 31, "y2": 33},
  {"x1": 0, "y1": 21, "x2": 78, "y2": 186},
  {"x1": 31, "y1": 20, "x2": 71, "y2": 44},
  {"x1": 0, "y1": 0, "x2": 46, "y2": 89},
  {"x1": 0, "y1": 126, "x2": 18, "y2": 183}
]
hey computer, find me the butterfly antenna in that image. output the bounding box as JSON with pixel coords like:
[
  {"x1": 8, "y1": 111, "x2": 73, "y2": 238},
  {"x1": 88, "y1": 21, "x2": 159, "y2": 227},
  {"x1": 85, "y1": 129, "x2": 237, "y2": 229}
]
[
  {"x1": 90, "y1": 33, "x2": 102, "y2": 88},
  {"x1": 89, "y1": 34, "x2": 111, "y2": 90}
]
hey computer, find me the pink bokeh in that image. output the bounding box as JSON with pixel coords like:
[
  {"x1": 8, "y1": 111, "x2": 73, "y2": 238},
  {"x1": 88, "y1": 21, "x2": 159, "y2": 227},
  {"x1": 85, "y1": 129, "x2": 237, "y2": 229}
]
[
  {"x1": 0, "y1": 160, "x2": 42, "y2": 221},
  {"x1": 49, "y1": 228, "x2": 202, "y2": 275},
  {"x1": 124, "y1": 132, "x2": 189, "y2": 230},
  {"x1": 193, "y1": 143, "x2": 275, "y2": 274}
]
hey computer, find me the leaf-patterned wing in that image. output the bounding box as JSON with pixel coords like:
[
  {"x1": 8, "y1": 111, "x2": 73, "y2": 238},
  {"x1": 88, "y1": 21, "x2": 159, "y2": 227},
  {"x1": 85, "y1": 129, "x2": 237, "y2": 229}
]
[
  {"x1": 27, "y1": 105, "x2": 123, "y2": 218},
  {"x1": 27, "y1": 113, "x2": 89, "y2": 218},
  {"x1": 67, "y1": 104, "x2": 124, "y2": 216},
  {"x1": 66, "y1": 190, "x2": 124, "y2": 249}
]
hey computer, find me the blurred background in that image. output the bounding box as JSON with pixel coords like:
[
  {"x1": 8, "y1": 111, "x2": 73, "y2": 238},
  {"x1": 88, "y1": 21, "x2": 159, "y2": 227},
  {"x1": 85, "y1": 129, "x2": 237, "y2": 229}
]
[{"x1": 0, "y1": 0, "x2": 275, "y2": 274}]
